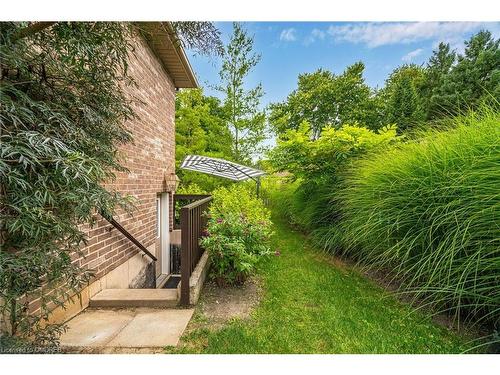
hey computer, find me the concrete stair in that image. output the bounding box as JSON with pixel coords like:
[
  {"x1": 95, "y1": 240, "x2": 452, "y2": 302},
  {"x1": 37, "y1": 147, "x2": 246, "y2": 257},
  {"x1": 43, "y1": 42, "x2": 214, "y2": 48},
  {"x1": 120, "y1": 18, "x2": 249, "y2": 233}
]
[
  {"x1": 89, "y1": 289, "x2": 178, "y2": 308},
  {"x1": 60, "y1": 308, "x2": 194, "y2": 350}
]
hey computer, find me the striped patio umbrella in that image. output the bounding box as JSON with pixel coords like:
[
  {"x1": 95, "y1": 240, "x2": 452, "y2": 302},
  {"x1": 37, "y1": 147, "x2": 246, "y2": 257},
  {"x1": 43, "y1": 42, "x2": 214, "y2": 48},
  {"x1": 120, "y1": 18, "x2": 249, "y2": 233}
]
[{"x1": 179, "y1": 155, "x2": 265, "y2": 195}]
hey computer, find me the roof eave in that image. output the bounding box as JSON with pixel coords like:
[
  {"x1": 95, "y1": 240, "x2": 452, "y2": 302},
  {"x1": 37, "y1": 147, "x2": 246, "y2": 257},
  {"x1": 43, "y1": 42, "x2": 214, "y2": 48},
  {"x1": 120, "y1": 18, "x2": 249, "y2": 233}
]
[
  {"x1": 138, "y1": 22, "x2": 198, "y2": 89},
  {"x1": 163, "y1": 22, "x2": 199, "y2": 89}
]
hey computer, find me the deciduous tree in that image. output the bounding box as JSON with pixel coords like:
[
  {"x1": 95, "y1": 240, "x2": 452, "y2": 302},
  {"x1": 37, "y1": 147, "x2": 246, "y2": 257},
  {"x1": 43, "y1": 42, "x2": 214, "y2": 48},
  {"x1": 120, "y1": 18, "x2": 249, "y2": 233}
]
[
  {"x1": 269, "y1": 62, "x2": 382, "y2": 139},
  {"x1": 215, "y1": 23, "x2": 266, "y2": 163},
  {"x1": 175, "y1": 88, "x2": 233, "y2": 191}
]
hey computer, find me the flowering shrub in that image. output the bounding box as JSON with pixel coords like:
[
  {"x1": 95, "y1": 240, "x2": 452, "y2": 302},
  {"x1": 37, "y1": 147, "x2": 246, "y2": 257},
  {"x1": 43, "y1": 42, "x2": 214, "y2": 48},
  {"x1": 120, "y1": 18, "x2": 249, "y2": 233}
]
[
  {"x1": 200, "y1": 212, "x2": 272, "y2": 286},
  {"x1": 200, "y1": 183, "x2": 273, "y2": 286}
]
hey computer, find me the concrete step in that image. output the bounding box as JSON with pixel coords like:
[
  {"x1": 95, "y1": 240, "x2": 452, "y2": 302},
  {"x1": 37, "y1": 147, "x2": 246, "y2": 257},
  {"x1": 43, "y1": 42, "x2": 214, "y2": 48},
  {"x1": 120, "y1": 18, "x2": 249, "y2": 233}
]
[
  {"x1": 59, "y1": 308, "x2": 194, "y2": 350},
  {"x1": 89, "y1": 289, "x2": 178, "y2": 308}
]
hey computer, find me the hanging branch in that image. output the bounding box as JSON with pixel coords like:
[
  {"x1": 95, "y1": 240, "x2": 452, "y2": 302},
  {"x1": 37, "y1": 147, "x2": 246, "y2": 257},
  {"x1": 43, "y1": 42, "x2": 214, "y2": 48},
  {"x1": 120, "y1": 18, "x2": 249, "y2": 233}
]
[{"x1": 11, "y1": 22, "x2": 56, "y2": 42}]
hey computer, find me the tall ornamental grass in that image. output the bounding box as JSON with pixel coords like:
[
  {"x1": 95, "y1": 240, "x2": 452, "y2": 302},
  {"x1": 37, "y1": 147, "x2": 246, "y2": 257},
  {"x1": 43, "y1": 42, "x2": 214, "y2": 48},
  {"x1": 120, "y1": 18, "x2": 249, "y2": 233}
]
[{"x1": 340, "y1": 108, "x2": 499, "y2": 327}]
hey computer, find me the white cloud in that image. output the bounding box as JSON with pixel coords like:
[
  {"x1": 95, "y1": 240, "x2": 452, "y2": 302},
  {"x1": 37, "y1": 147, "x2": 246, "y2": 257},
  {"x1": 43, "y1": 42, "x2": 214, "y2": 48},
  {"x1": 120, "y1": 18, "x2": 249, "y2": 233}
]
[
  {"x1": 303, "y1": 28, "x2": 326, "y2": 45},
  {"x1": 402, "y1": 48, "x2": 424, "y2": 62},
  {"x1": 327, "y1": 22, "x2": 486, "y2": 48},
  {"x1": 311, "y1": 28, "x2": 326, "y2": 40},
  {"x1": 433, "y1": 23, "x2": 500, "y2": 54},
  {"x1": 279, "y1": 28, "x2": 297, "y2": 42}
]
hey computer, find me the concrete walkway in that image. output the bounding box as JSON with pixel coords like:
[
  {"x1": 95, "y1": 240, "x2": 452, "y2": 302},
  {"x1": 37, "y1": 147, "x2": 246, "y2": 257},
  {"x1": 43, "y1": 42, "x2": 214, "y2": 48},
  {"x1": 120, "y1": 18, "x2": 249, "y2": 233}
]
[{"x1": 59, "y1": 308, "x2": 194, "y2": 353}]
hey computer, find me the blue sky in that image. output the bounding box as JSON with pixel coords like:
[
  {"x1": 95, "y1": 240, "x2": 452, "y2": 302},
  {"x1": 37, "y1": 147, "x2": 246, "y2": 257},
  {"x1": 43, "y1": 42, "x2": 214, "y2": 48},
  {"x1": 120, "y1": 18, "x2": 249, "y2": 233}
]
[{"x1": 188, "y1": 22, "x2": 500, "y2": 109}]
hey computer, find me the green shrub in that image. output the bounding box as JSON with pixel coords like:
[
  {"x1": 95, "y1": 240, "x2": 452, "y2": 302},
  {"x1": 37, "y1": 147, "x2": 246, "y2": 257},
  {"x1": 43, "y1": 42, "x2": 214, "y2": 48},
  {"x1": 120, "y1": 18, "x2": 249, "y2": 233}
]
[
  {"x1": 340, "y1": 108, "x2": 500, "y2": 327},
  {"x1": 269, "y1": 122, "x2": 400, "y2": 181},
  {"x1": 211, "y1": 183, "x2": 272, "y2": 227},
  {"x1": 200, "y1": 213, "x2": 272, "y2": 286},
  {"x1": 202, "y1": 183, "x2": 273, "y2": 286},
  {"x1": 176, "y1": 183, "x2": 208, "y2": 195},
  {"x1": 267, "y1": 123, "x2": 400, "y2": 234}
]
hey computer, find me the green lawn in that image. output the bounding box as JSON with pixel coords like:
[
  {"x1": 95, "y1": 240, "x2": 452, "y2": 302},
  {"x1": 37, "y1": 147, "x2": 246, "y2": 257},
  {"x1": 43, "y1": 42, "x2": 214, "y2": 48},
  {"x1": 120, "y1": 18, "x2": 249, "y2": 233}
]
[{"x1": 169, "y1": 212, "x2": 472, "y2": 354}]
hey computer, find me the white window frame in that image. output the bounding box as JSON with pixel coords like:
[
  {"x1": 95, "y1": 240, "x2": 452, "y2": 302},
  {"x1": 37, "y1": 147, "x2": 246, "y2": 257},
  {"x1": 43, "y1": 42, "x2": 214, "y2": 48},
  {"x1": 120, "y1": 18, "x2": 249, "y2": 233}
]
[{"x1": 156, "y1": 197, "x2": 161, "y2": 238}]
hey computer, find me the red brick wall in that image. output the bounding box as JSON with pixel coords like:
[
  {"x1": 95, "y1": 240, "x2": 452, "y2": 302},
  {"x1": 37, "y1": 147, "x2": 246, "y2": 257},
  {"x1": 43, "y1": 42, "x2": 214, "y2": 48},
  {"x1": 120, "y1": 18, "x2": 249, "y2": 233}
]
[
  {"x1": 73, "y1": 32, "x2": 176, "y2": 280},
  {"x1": 23, "y1": 31, "x2": 179, "y2": 321}
]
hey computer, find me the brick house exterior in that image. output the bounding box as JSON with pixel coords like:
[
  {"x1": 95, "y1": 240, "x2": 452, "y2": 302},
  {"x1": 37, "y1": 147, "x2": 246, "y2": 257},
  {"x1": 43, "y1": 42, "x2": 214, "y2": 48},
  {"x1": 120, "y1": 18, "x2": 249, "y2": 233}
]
[{"x1": 28, "y1": 23, "x2": 198, "y2": 325}]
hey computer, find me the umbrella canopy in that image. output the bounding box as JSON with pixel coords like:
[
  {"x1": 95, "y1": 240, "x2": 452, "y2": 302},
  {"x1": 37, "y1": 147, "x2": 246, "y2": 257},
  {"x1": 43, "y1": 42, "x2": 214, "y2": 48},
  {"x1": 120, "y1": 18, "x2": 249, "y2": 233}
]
[{"x1": 180, "y1": 155, "x2": 265, "y2": 181}]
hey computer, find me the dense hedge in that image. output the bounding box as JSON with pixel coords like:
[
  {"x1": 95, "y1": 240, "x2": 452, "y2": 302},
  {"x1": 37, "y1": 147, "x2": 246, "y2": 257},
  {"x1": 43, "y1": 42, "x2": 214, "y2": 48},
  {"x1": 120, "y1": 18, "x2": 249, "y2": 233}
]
[
  {"x1": 340, "y1": 109, "x2": 499, "y2": 327},
  {"x1": 266, "y1": 109, "x2": 500, "y2": 332}
]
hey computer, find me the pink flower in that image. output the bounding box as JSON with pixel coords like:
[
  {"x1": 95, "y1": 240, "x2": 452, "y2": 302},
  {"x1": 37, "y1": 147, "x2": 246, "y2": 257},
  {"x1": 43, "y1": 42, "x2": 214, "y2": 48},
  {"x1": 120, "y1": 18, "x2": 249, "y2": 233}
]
[
  {"x1": 274, "y1": 249, "x2": 281, "y2": 257},
  {"x1": 216, "y1": 218, "x2": 223, "y2": 224}
]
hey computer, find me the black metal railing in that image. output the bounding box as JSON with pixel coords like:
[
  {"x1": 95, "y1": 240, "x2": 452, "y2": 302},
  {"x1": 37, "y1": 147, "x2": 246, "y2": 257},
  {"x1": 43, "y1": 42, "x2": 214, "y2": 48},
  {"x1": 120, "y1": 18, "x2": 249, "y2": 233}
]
[
  {"x1": 179, "y1": 195, "x2": 212, "y2": 305},
  {"x1": 173, "y1": 194, "x2": 210, "y2": 229}
]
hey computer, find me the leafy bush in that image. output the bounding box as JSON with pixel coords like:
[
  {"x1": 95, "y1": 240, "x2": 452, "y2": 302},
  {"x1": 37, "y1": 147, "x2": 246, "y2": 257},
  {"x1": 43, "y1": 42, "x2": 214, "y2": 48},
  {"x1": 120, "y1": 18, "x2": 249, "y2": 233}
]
[
  {"x1": 210, "y1": 183, "x2": 272, "y2": 226},
  {"x1": 176, "y1": 183, "x2": 208, "y2": 195},
  {"x1": 340, "y1": 108, "x2": 500, "y2": 328},
  {"x1": 202, "y1": 184, "x2": 273, "y2": 286},
  {"x1": 201, "y1": 213, "x2": 272, "y2": 286},
  {"x1": 269, "y1": 122, "x2": 399, "y2": 179},
  {"x1": 268, "y1": 123, "x2": 400, "y2": 233}
]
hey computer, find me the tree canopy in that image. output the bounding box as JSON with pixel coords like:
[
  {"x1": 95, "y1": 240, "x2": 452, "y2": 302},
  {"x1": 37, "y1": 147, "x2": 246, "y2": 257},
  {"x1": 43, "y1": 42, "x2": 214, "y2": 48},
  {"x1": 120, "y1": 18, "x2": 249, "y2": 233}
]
[
  {"x1": 431, "y1": 31, "x2": 500, "y2": 115},
  {"x1": 269, "y1": 30, "x2": 499, "y2": 139},
  {"x1": 269, "y1": 62, "x2": 383, "y2": 139},
  {"x1": 175, "y1": 88, "x2": 233, "y2": 191},
  {"x1": 382, "y1": 64, "x2": 426, "y2": 132}
]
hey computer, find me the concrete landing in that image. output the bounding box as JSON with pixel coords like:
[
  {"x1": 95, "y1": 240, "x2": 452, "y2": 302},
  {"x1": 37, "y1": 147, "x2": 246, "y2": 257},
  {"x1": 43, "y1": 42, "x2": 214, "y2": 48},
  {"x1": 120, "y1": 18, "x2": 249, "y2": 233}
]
[
  {"x1": 89, "y1": 288, "x2": 178, "y2": 308},
  {"x1": 59, "y1": 308, "x2": 194, "y2": 350}
]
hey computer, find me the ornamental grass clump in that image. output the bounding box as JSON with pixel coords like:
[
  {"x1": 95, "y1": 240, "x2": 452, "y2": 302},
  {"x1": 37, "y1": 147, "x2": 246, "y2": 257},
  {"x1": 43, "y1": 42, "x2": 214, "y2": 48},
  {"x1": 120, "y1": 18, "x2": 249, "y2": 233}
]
[
  {"x1": 340, "y1": 107, "x2": 500, "y2": 329},
  {"x1": 201, "y1": 184, "x2": 273, "y2": 286}
]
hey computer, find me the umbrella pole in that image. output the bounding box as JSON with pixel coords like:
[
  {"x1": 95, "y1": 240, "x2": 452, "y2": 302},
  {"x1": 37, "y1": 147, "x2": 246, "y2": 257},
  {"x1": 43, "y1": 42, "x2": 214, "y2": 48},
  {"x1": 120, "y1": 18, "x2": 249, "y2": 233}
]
[{"x1": 256, "y1": 177, "x2": 261, "y2": 198}]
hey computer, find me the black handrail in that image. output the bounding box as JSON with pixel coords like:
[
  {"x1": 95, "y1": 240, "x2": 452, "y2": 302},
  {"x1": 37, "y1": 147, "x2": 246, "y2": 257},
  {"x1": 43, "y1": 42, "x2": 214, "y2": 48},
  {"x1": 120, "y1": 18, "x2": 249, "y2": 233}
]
[
  {"x1": 101, "y1": 213, "x2": 157, "y2": 262},
  {"x1": 174, "y1": 194, "x2": 211, "y2": 200}
]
